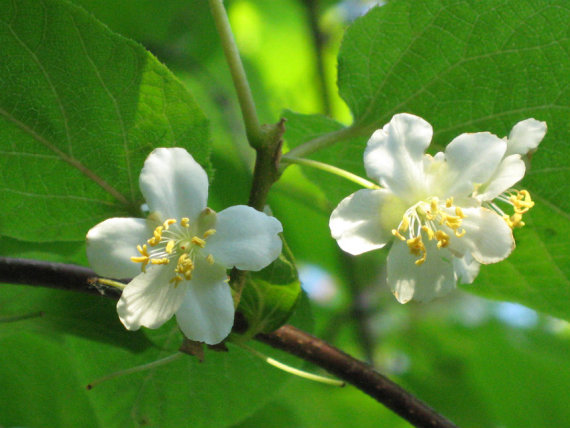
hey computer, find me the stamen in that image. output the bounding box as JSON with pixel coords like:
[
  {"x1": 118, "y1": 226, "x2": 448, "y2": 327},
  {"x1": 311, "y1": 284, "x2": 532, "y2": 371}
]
[
  {"x1": 191, "y1": 236, "x2": 206, "y2": 248},
  {"x1": 150, "y1": 258, "x2": 170, "y2": 265},
  {"x1": 181, "y1": 217, "x2": 190, "y2": 228},
  {"x1": 147, "y1": 226, "x2": 164, "y2": 246},
  {"x1": 407, "y1": 236, "x2": 426, "y2": 265},
  {"x1": 131, "y1": 244, "x2": 150, "y2": 272},
  {"x1": 446, "y1": 198, "x2": 453, "y2": 208},
  {"x1": 435, "y1": 230, "x2": 450, "y2": 248},
  {"x1": 163, "y1": 219, "x2": 177, "y2": 229},
  {"x1": 206, "y1": 254, "x2": 215, "y2": 265},
  {"x1": 421, "y1": 225, "x2": 434, "y2": 240},
  {"x1": 174, "y1": 253, "x2": 194, "y2": 284},
  {"x1": 165, "y1": 240, "x2": 176, "y2": 254},
  {"x1": 203, "y1": 229, "x2": 217, "y2": 238}
]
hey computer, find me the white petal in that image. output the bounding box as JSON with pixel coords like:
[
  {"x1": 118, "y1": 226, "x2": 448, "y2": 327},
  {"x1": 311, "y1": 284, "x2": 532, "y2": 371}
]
[
  {"x1": 450, "y1": 207, "x2": 514, "y2": 264},
  {"x1": 175, "y1": 259, "x2": 234, "y2": 345},
  {"x1": 117, "y1": 264, "x2": 187, "y2": 330},
  {"x1": 387, "y1": 239, "x2": 456, "y2": 303},
  {"x1": 364, "y1": 113, "x2": 432, "y2": 197},
  {"x1": 441, "y1": 132, "x2": 506, "y2": 197},
  {"x1": 506, "y1": 118, "x2": 547, "y2": 156},
  {"x1": 86, "y1": 217, "x2": 154, "y2": 278},
  {"x1": 139, "y1": 148, "x2": 209, "y2": 221},
  {"x1": 329, "y1": 189, "x2": 403, "y2": 255},
  {"x1": 206, "y1": 206, "x2": 283, "y2": 271},
  {"x1": 453, "y1": 253, "x2": 480, "y2": 284},
  {"x1": 476, "y1": 154, "x2": 525, "y2": 201}
]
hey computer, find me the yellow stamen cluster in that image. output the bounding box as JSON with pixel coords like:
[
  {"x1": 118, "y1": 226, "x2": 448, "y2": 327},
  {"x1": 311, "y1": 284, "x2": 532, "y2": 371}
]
[
  {"x1": 495, "y1": 189, "x2": 534, "y2": 229},
  {"x1": 130, "y1": 215, "x2": 218, "y2": 285},
  {"x1": 171, "y1": 253, "x2": 194, "y2": 286},
  {"x1": 392, "y1": 197, "x2": 467, "y2": 266}
]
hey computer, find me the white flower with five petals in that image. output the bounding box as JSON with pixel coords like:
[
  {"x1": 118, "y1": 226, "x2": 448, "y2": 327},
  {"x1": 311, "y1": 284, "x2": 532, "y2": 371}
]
[
  {"x1": 329, "y1": 113, "x2": 545, "y2": 303},
  {"x1": 86, "y1": 148, "x2": 283, "y2": 344}
]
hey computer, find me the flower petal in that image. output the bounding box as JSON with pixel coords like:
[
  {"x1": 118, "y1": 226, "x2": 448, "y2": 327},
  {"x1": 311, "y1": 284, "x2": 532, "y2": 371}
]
[
  {"x1": 117, "y1": 264, "x2": 187, "y2": 330},
  {"x1": 440, "y1": 132, "x2": 506, "y2": 197},
  {"x1": 450, "y1": 207, "x2": 514, "y2": 264},
  {"x1": 139, "y1": 148, "x2": 209, "y2": 221},
  {"x1": 206, "y1": 205, "x2": 283, "y2": 271},
  {"x1": 453, "y1": 253, "x2": 480, "y2": 284},
  {"x1": 86, "y1": 217, "x2": 155, "y2": 278},
  {"x1": 506, "y1": 118, "x2": 547, "y2": 156},
  {"x1": 387, "y1": 239, "x2": 456, "y2": 303},
  {"x1": 364, "y1": 113, "x2": 432, "y2": 197},
  {"x1": 175, "y1": 259, "x2": 233, "y2": 345},
  {"x1": 475, "y1": 154, "x2": 525, "y2": 201},
  {"x1": 330, "y1": 189, "x2": 403, "y2": 255}
]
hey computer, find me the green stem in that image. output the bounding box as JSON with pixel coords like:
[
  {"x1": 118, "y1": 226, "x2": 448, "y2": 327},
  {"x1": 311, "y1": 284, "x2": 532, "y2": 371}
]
[
  {"x1": 86, "y1": 353, "x2": 183, "y2": 390},
  {"x1": 284, "y1": 156, "x2": 380, "y2": 189},
  {"x1": 236, "y1": 342, "x2": 345, "y2": 387},
  {"x1": 280, "y1": 125, "x2": 363, "y2": 171},
  {"x1": 208, "y1": 0, "x2": 263, "y2": 147}
]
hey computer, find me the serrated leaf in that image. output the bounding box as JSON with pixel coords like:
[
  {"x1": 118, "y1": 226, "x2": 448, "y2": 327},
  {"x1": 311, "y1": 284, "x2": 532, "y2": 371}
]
[
  {"x1": 0, "y1": 0, "x2": 211, "y2": 242},
  {"x1": 237, "y1": 238, "x2": 302, "y2": 335}
]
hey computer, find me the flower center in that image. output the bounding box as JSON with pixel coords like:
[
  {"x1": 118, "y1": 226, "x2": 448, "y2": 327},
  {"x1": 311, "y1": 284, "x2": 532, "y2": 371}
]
[
  {"x1": 130, "y1": 217, "x2": 217, "y2": 286},
  {"x1": 486, "y1": 189, "x2": 534, "y2": 229},
  {"x1": 392, "y1": 197, "x2": 466, "y2": 265}
]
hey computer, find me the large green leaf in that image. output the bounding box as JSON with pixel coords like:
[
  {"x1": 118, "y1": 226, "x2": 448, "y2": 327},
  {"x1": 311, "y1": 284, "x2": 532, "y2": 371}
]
[
  {"x1": 0, "y1": 0, "x2": 210, "y2": 242},
  {"x1": 285, "y1": 0, "x2": 570, "y2": 320},
  {"x1": 0, "y1": 283, "x2": 313, "y2": 428}
]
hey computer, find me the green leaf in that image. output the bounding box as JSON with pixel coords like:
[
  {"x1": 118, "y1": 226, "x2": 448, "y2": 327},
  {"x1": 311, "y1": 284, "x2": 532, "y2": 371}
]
[
  {"x1": 237, "y1": 237, "x2": 302, "y2": 336},
  {"x1": 0, "y1": 0, "x2": 211, "y2": 242},
  {"x1": 0, "y1": 283, "x2": 313, "y2": 427},
  {"x1": 286, "y1": 0, "x2": 570, "y2": 321}
]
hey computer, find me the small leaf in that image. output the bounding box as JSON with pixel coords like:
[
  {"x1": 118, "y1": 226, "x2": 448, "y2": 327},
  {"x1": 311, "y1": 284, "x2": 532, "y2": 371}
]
[{"x1": 237, "y1": 237, "x2": 302, "y2": 336}]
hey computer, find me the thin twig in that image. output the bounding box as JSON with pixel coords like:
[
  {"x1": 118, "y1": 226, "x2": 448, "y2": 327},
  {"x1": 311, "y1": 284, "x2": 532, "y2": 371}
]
[{"x1": 0, "y1": 257, "x2": 457, "y2": 428}]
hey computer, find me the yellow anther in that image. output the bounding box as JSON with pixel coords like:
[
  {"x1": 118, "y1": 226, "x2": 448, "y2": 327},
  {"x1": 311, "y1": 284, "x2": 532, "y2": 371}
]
[
  {"x1": 510, "y1": 189, "x2": 534, "y2": 214},
  {"x1": 421, "y1": 225, "x2": 435, "y2": 240},
  {"x1": 454, "y1": 228, "x2": 466, "y2": 237},
  {"x1": 206, "y1": 254, "x2": 215, "y2": 265},
  {"x1": 150, "y1": 258, "x2": 170, "y2": 265},
  {"x1": 181, "y1": 217, "x2": 190, "y2": 228},
  {"x1": 147, "y1": 226, "x2": 164, "y2": 246},
  {"x1": 203, "y1": 229, "x2": 217, "y2": 238},
  {"x1": 505, "y1": 213, "x2": 525, "y2": 229},
  {"x1": 407, "y1": 236, "x2": 426, "y2": 266},
  {"x1": 165, "y1": 240, "x2": 176, "y2": 254},
  {"x1": 455, "y1": 206, "x2": 465, "y2": 218},
  {"x1": 163, "y1": 218, "x2": 177, "y2": 229},
  {"x1": 137, "y1": 244, "x2": 149, "y2": 257},
  {"x1": 174, "y1": 253, "x2": 194, "y2": 283},
  {"x1": 392, "y1": 229, "x2": 406, "y2": 241},
  {"x1": 446, "y1": 198, "x2": 453, "y2": 208},
  {"x1": 399, "y1": 216, "x2": 410, "y2": 233},
  {"x1": 435, "y1": 230, "x2": 450, "y2": 248},
  {"x1": 191, "y1": 236, "x2": 206, "y2": 248},
  {"x1": 430, "y1": 197, "x2": 439, "y2": 212},
  {"x1": 131, "y1": 244, "x2": 150, "y2": 272}
]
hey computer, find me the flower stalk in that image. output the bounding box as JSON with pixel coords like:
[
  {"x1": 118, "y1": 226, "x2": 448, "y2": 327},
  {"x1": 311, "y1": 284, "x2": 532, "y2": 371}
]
[{"x1": 284, "y1": 156, "x2": 380, "y2": 189}]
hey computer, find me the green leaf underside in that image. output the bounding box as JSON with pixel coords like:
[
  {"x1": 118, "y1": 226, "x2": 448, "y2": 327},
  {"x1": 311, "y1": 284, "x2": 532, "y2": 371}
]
[
  {"x1": 0, "y1": 283, "x2": 313, "y2": 427},
  {"x1": 0, "y1": 0, "x2": 211, "y2": 242},
  {"x1": 285, "y1": 0, "x2": 570, "y2": 321},
  {"x1": 238, "y1": 238, "x2": 302, "y2": 336}
]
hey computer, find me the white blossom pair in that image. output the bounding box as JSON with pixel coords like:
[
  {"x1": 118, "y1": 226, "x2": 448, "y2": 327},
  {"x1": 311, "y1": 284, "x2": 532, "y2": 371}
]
[
  {"x1": 330, "y1": 113, "x2": 546, "y2": 303},
  {"x1": 86, "y1": 148, "x2": 282, "y2": 345}
]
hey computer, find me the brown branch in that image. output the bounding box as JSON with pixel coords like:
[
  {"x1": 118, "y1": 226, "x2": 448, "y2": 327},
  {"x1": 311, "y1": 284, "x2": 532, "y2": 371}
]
[{"x1": 0, "y1": 257, "x2": 457, "y2": 428}]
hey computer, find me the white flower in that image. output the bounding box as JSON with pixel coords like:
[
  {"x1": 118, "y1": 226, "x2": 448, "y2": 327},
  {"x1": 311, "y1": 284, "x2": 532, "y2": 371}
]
[
  {"x1": 329, "y1": 114, "x2": 545, "y2": 303},
  {"x1": 86, "y1": 148, "x2": 283, "y2": 344}
]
